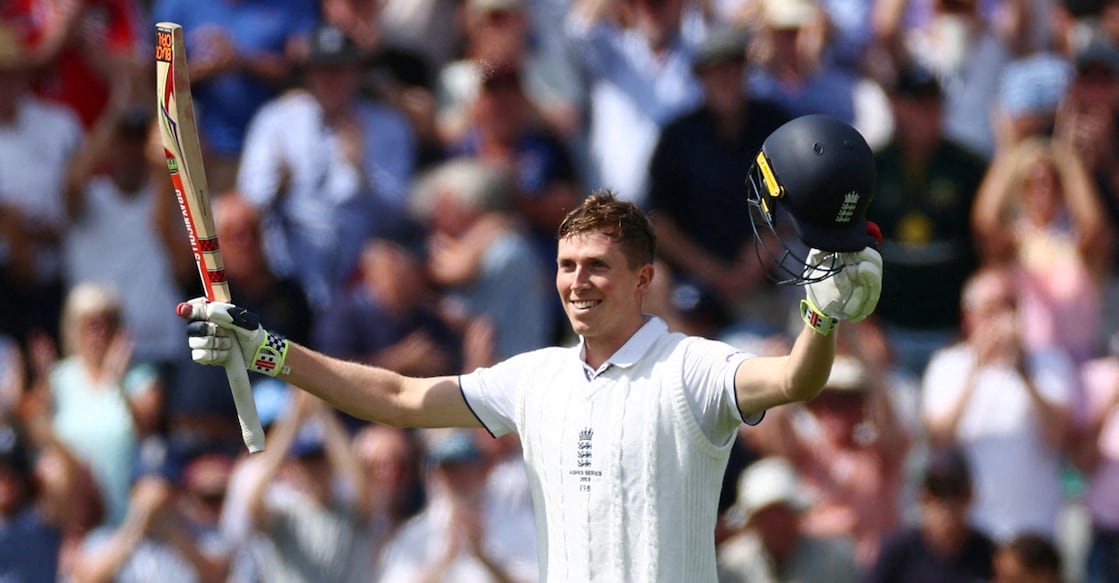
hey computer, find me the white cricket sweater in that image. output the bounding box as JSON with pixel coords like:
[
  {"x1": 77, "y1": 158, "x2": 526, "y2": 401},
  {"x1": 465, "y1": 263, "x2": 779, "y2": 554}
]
[{"x1": 462, "y1": 318, "x2": 751, "y2": 582}]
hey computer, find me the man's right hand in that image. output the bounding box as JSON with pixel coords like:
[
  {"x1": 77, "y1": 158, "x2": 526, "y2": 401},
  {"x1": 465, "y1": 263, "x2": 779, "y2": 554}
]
[{"x1": 179, "y1": 297, "x2": 290, "y2": 377}]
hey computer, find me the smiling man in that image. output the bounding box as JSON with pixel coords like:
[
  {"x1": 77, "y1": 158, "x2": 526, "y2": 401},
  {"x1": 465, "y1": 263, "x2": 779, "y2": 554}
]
[{"x1": 180, "y1": 116, "x2": 884, "y2": 582}]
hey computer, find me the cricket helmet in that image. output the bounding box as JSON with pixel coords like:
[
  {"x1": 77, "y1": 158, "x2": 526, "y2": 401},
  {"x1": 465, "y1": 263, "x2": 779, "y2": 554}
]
[{"x1": 745, "y1": 114, "x2": 877, "y2": 285}]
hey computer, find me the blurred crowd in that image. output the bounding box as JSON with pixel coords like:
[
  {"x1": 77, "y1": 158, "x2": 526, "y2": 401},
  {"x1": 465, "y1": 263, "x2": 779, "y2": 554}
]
[{"x1": 0, "y1": 0, "x2": 1118, "y2": 581}]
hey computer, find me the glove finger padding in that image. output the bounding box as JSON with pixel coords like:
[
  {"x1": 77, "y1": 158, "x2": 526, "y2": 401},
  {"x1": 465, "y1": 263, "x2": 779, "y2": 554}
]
[
  {"x1": 187, "y1": 321, "x2": 234, "y2": 366},
  {"x1": 804, "y1": 250, "x2": 852, "y2": 317},
  {"x1": 838, "y1": 248, "x2": 882, "y2": 322},
  {"x1": 804, "y1": 247, "x2": 883, "y2": 323}
]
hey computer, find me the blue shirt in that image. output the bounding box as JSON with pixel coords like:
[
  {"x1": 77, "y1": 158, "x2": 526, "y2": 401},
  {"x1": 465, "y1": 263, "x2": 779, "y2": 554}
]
[
  {"x1": 151, "y1": 0, "x2": 319, "y2": 156},
  {"x1": 0, "y1": 507, "x2": 62, "y2": 583}
]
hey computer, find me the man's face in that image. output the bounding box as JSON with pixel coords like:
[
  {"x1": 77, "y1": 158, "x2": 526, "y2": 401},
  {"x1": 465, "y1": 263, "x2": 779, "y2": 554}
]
[
  {"x1": 307, "y1": 64, "x2": 360, "y2": 116},
  {"x1": 992, "y1": 548, "x2": 1058, "y2": 583},
  {"x1": 556, "y1": 231, "x2": 651, "y2": 343}
]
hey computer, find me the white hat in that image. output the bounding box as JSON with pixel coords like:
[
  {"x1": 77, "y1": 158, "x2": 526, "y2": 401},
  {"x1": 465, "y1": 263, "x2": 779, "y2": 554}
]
[
  {"x1": 823, "y1": 355, "x2": 871, "y2": 392},
  {"x1": 735, "y1": 456, "x2": 811, "y2": 521},
  {"x1": 763, "y1": 0, "x2": 818, "y2": 29}
]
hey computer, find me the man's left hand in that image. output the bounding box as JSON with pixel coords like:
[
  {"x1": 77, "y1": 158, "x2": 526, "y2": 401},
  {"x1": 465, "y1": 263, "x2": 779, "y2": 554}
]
[{"x1": 804, "y1": 246, "x2": 883, "y2": 323}]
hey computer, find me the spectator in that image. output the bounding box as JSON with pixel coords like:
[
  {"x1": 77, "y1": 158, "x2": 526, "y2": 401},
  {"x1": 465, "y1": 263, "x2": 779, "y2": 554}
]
[
  {"x1": 69, "y1": 442, "x2": 234, "y2": 583},
  {"x1": 868, "y1": 62, "x2": 988, "y2": 377},
  {"x1": 229, "y1": 391, "x2": 369, "y2": 583},
  {"x1": 0, "y1": 423, "x2": 73, "y2": 582},
  {"x1": 18, "y1": 332, "x2": 110, "y2": 579},
  {"x1": 1055, "y1": 40, "x2": 1119, "y2": 349},
  {"x1": 972, "y1": 136, "x2": 1113, "y2": 364},
  {"x1": 445, "y1": 59, "x2": 585, "y2": 339},
  {"x1": 437, "y1": 0, "x2": 583, "y2": 144},
  {"x1": 149, "y1": 0, "x2": 318, "y2": 191},
  {"x1": 167, "y1": 194, "x2": 311, "y2": 452},
  {"x1": 312, "y1": 220, "x2": 463, "y2": 378},
  {"x1": 350, "y1": 424, "x2": 427, "y2": 578},
  {"x1": 377, "y1": 428, "x2": 539, "y2": 583},
  {"x1": 409, "y1": 157, "x2": 553, "y2": 359},
  {"x1": 0, "y1": 24, "x2": 84, "y2": 348},
  {"x1": 318, "y1": 0, "x2": 444, "y2": 170},
  {"x1": 996, "y1": 50, "x2": 1072, "y2": 143},
  {"x1": 473, "y1": 428, "x2": 533, "y2": 531},
  {"x1": 564, "y1": 0, "x2": 705, "y2": 205},
  {"x1": 378, "y1": 0, "x2": 461, "y2": 77},
  {"x1": 208, "y1": 195, "x2": 313, "y2": 345},
  {"x1": 45, "y1": 282, "x2": 162, "y2": 526},
  {"x1": 892, "y1": 0, "x2": 1024, "y2": 159},
  {"x1": 1071, "y1": 345, "x2": 1119, "y2": 583},
  {"x1": 865, "y1": 446, "x2": 997, "y2": 583},
  {"x1": 992, "y1": 532, "x2": 1065, "y2": 583},
  {"x1": 922, "y1": 266, "x2": 1075, "y2": 542},
  {"x1": 752, "y1": 354, "x2": 908, "y2": 567},
  {"x1": 25, "y1": 0, "x2": 145, "y2": 129},
  {"x1": 647, "y1": 28, "x2": 791, "y2": 335},
  {"x1": 716, "y1": 455, "x2": 858, "y2": 583},
  {"x1": 744, "y1": 0, "x2": 892, "y2": 149},
  {"x1": 237, "y1": 22, "x2": 416, "y2": 309},
  {"x1": 62, "y1": 87, "x2": 186, "y2": 370}
]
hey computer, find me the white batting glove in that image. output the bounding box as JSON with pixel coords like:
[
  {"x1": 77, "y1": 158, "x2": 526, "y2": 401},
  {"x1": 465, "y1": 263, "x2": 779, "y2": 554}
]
[
  {"x1": 181, "y1": 297, "x2": 290, "y2": 376},
  {"x1": 801, "y1": 247, "x2": 883, "y2": 335}
]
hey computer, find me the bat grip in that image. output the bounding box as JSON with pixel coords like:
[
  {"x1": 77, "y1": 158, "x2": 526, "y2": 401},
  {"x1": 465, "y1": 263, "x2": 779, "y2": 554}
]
[{"x1": 222, "y1": 348, "x2": 267, "y2": 453}]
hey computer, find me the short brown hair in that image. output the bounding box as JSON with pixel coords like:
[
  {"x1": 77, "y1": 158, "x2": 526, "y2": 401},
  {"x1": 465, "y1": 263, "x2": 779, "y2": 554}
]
[{"x1": 557, "y1": 189, "x2": 656, "y2": 268}]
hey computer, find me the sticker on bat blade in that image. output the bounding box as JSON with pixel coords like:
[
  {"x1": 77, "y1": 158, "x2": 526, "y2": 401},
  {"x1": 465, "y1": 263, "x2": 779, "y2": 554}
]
[{"x1": 155, "y1": 29, "x2": 173, "y2": 62}]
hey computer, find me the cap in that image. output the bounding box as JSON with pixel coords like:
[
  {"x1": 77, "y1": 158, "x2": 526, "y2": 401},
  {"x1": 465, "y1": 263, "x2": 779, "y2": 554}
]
[
  {"x1": 376, "y1": 217, "x2": 430, "y2": 261},
  {"x1": 823, "y1": 355, "x2": 870, "y2": 392},
  {"x1": 183, "y1": 452, "x2": 234, "y2": 496},
  {"x1": 1076, "y1": 41, "x2": 1119, "y2": 76},
  {"x1": 307, "y1": 24, "x2": 362, "y2": 66},
  {"x1": 133, "y1": 436, "x2": 186, "y2": 483},
  {"x1": 998, "y1": 53, "x2": 1073, "y2": 116},
  {"x1": 893, "y1": 62, "x2": 942, "y2": 99},
  {"x1": 290, "y1": 421, "x2": 326, "y2": 459},
  {"x1": 735, "y1": 456, "x2": 811, "y2": 521},
  {"x1": 923, "y1": 447, "x2": 971, "y2": 499},
  {"x1": 692, "y1": 29, "x2": 749, "y2": 72},
  {"x1": 763, "y1": 0, "x2": 818, "y2": 29},
  {"x1": 427, "y1": 430, "x2": 483, "y2": 465}
]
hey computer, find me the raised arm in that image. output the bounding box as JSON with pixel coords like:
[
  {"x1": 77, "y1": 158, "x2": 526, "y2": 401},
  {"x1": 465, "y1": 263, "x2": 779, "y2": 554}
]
[
  {"x1": 734, "y1": 246, "x2": 882, "y2": 416},
  {"x1": 1050, "y1": 141, "x2": 1114, "y2": 279},
  {"x1": 971, "y1": 146, "x2": 1021, "y2": 265},
  {"x1": 183, "y1": 298, "x2": 481, "y2": 430},
  {"x1": 281, "y1": 346, "x2": 480, "y2": 428}
]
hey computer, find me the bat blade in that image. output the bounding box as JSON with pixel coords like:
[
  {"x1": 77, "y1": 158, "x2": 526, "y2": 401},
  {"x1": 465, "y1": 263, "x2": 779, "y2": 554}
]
[{"x1": 157, "y1": 22, "x2": 266, "y2": 453}]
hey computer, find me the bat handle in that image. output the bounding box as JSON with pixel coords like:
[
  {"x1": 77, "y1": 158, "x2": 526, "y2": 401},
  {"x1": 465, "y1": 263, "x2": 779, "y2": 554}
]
[{"x1": 223, "y1": 348, "x2": 267, "y2": 453}]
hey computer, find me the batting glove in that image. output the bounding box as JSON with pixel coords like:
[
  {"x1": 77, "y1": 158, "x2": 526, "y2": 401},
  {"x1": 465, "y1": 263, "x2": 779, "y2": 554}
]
[
  {"x1": 181, "y1": 298, "x2": 290, "y2": 377},
  {"x1": 801, "y1": 247, "x2": 883, "y2": 335}
]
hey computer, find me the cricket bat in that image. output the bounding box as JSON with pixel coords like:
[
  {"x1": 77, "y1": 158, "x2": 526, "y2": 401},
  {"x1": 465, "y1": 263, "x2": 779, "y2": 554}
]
[{"x1": 156, "y1": 22, "x2": 266, "y2": 453}]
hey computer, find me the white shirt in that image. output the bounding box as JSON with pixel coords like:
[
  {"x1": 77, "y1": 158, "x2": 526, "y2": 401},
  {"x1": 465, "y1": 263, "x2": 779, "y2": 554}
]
[
  {"x1": 0, "y1": 96, "x2": 83, "y2": 280},
  {"x1": 921, "y1": 343, "x2": 1074, "y2": 541},
  {"x1": 63, "y1": 177, "x2": 185, "y2": 362},
  {"x1": 461, "y1": 316, "x2": 759, "y2": 582},
  {"x1": 564, "y1": 12, "x2": 704, "y2": 206},
  {"x1": 377, "y1": 494, "x2": 540, "y2": 583},
  {"x1": 237, "y1": 91, "x2": 415, "y2": 305}
]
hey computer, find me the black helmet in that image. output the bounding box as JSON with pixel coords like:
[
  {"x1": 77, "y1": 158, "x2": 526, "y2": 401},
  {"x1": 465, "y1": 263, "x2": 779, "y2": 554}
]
[{"x1": 745, "y1": 114, "x2": 877, "y2": 285}]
